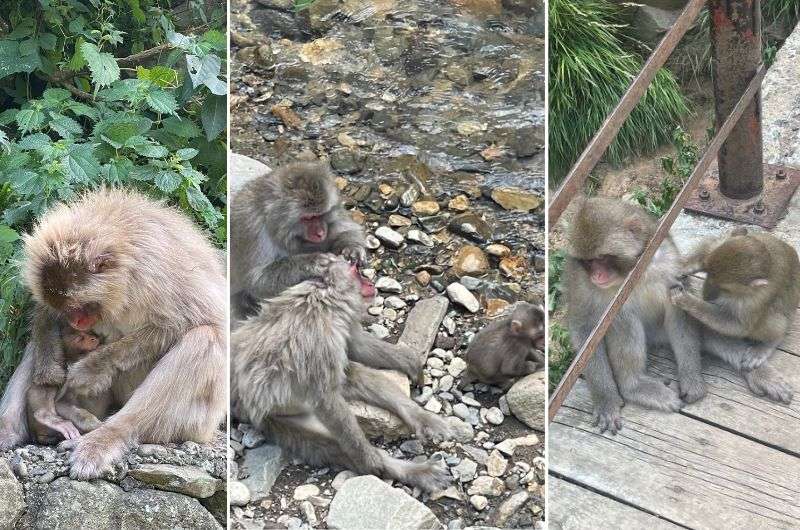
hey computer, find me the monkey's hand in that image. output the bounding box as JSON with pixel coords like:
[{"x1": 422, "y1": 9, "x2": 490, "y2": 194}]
[
  {"x1": 310, "y1": 252, "x2": 341, "y2": 276},
  {"x1": 592, "y1": 403, "x2": 623, "y2": 435},
  {"x1": 63, "y1": 356, "x2": 114, "y2": 397},
  {"x1": 668, "y1": 283, "x2": 690, "y2": 307},
  {"x1": 339, "y1": 244, "x2": 367, "y2": 266}
]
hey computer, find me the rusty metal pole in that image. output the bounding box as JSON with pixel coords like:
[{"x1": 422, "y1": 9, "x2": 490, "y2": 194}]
[{"x1": 709, "y1": 0, "x2": 763, "y2": 199}]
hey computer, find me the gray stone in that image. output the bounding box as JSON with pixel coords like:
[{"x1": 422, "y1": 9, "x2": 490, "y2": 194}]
[
  {"x1": 495, "y1": 434, "x2": 540, "y2": 456},
  {"x1": 448, "y1": 357, "x2": 468, "y2": 377},
  {"x1": 467, "y1": 476, "x2": 505, "y2": 497},
  {"x1": 369, "y1": 323, "x2": 390, "y2": 339},
  {"x1": 446, "y1": 283, "x2": 480, "y2": 313},
  {"x1": 128, "y1": 463, "x2": 221, "y2": 498},
  {"x1": 485, "y1": 407, "x2": 504, "y2": 425},
  {"x1": 352, "y1": 370, "x2": 411, "y2": 439},
  {"x1": 331, "y1": 470, "x2": 356, "y2": 490},
  {"x1": 293, "y1": 484, "x2": 320, "y2": 500},
  {"x1": 407, "y1": 229, "x2": 434, "y2": 247},
  {"x1": 470, "y1": 495, "x2": 488, "y2": 511},
  {"x1": 229, "y1": 480, "x2": 251, "y2": 506},
  {"x1": 375, "y1": 226, "x2": 405, "y2": 248},
  {"x1": 0, "y1": 460, "x2": 24, "y2": 528},
  {"x1": 375, "y1": 276, "x2": 403, "y2": 293},
  {"x1": 399, "y1": 296, "x2": 449, "y2": 361},
  {"x1": 506, "y1": 372, "x2": 546, "y2": 430},
  {"x1": 452, "y1": 459, "x2": 477, "y2": 482},
  {"x1": 486, "y1": 450, "x2": 508, "y2": 477},
  {"x1": 445, "y1": 416, "x2": 474, "y2": 442},
  {"x1": 494, "y1": 491, "x2": 530, "y2": 527},
  {"x1": 328, "y1": 475, "x2": 441, "y2": 529},
  {"x1": 230, "y1": 152, "x2": 270, "y2": 194},
  {"x1": 241, "y1": 444, "x2": 285, "y2": 501}
]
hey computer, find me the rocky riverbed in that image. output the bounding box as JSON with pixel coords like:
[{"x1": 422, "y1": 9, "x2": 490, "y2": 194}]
[{"x1": 0, "y1": 431, "x2": 227, "y2": 529}]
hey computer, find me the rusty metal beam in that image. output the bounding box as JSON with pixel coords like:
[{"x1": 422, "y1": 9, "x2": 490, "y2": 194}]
[
  {"x1": 547, "y1": 0, "x2": 706, "y2": 226},
  {"x1": 548, "y1": 65, "x2": 767, "y2": 422},
  {"x1": 709, "y1": 0, "x2": 763, "y2": 199}
]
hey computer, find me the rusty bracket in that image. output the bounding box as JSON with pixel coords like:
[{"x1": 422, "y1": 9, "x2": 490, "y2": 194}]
[{"x1": 684, "y1": 163, "x2": 800, "y2": 229}]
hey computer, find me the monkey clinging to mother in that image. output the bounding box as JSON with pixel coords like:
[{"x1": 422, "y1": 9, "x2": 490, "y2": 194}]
[{"x1": 0, "y1": 188, "x2": 227, "y2": 479}]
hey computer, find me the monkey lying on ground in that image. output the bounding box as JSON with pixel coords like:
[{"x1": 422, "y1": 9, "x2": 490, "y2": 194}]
[
  {"x1": 232, "y1": 255, "x2": 453, "y2": 492},
  {"x1": 27, "y1": 321, "x2": 108, "y2": 444},
  {"x1": 670, "y1": 228, "x2": 798, "y2": 403},
  {"x1": 230, "y1": 160, "x2": 422, "y2": 382},
  {"x1": 0, "y1": 189, "x2": 226, "y2": 479},
  {"x1": 462, "y1": 302, "x2": 545, "y2": 389},
  {"x1": 565, "y1": 197, "x2": 705, "y2": 434}
]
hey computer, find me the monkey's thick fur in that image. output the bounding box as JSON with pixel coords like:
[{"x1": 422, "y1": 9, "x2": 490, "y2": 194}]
[
  {"x1": 0, "y1": 189, "x2": 226, "y2": 479},
  {"x1": 565, "y1": 197, "x2": 705, "y2": 434},
  {"x1": 232, "y1": 258, "x2": 452, "y2": 492}
]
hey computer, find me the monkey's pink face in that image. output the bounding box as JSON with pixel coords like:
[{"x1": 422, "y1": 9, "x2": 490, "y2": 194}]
[
  {"x1": 350, "y1": 263, "x2": 376, "y2": 299},
  {"x1": 65, "y1": 330, "x2": 100, "y2": 351},
  {"x1": 582, "y1": 257, "x2": 621, "y2": 289},
  {"x1": 300, "y1": 214, "x2": 328, "y2": 243}
]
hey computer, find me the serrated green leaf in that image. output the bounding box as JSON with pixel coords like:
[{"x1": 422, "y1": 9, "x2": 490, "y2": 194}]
[
  {"x1": 8, "y1": 169, "x2": 40, "y2": 194},
  {"x1": 42, "y1": 88, "x2": 72, "y2": 106},
  {"x1": 49, "y1": 114, "x2": 84, "y2": 138},
  {"x1": 136, "y1": 65, "x2": 178, "y2": 88},
  {"x1": 133, "y1": 141, "x2": 168, "y2": 158},
  {"x1": 17, "y1": 133, "x2": 52, "y2": 150},
  {"x1": 63, "y1": 143, "x2": 100, "y2": 183},
  {"x1": 161, "y1": 116, "x2": 202, "y2": 138},
  {"x1": 0, "y1": 224, "x2": 20, "y2": 245},
  {"x1": 145, "y1": 89, "x2": 178, "y2": 115},
  {"x1": 15, "y1": 108, "x2": 45, "y2": 134},
  {"x1": 19, "y1": 39, "x2": 37, "y2": 56},
  {"x1": 68, "y1": 37, "x2": 87, "y2": 71},
  {"x1": 175, "y1": 148, "x2": 199, "y2": 161},
  {"x1": 201, "y1": 30, "x2": 226, "y2": 51},
  {"x1": 65, "y1": 101, "x2": 98, "y2": 121},
  {"x1": 129, "y1": 163, "x2": 159, "y2": 182},
  {"x1": 0, "y1": 151, "x2": 31, "y2": 172},
  {"x1": 0, "y1": 40, "x2": 41, "y2": 78},
  {"x1": 80, "y1": 42, "x2": 120, "y2": 87},
  {"x1": 154, "y1": 170, "x2": 181, "y2": 192},
  {"x1": 3, "y1": 201, "x2": 33, "y2": 226},
  {"x1": 185, "y1": 185, "x2": 212, "y2": 211},
  {"x1": 39, "y1": 33, "x2": 57, "y2": 51},
  {"x1": 7, "y1": 19, "x2": 34, "y2": 39},
  {"x1": 94, "y1": 115, "x2": 152, "y2": 148},
  {"x1": 103, "y1": 157, "x2": 134, "y2": 184},
  {"x1": 97, "y1": 79, "x2": 144, "y2": 103},
  {"x1": 200, "y1": 94, "x2": 226, "y2": 141},
  {"x1": 0, "y1": 109, "x2": 17, "y2": 126}
]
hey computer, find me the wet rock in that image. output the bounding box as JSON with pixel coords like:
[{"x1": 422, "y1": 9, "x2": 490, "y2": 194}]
[
  {"x1": 499, "y1": 255, "x2": 528, "y2": 280},
  {"x1": 375, "y1": 276, "x2": 403, "y2": 293},
  {"x1": 412, "y1": 200, "x2": 441, "y2": 216},
  {"x1": 375, "y1": 226, "x2": 404, "y2": 248},
  {"x1": 401, "y1": 186, "x2": 421, "y2": 207},
  {"x1": 449, "y1": 213, "x2": 492, "y2": 242},
  {"x1": 448, "y1": 195, "x2": 470, "y2": 212},
  {"x1": 399, "y1": 296, "x2": 449, "y2": 358},
  {"x1": 128, "y1": 464, "x2": 220, "y2": 498},
  {"x1": 506, "y1": 372, "x2": 546, "y2": 430},
  {"x1": 229, "y1": 481, "x2": 251, "y2": 506},
  {"x1": 453, "y1": 245, "x2": 490, "y2": 277},
  {"x1": 495, "y1": 434, "x2": 540, "y2": 457},
  {"x1": 241, "y1": 444, "x2": 285, "y2": 502},
  {"x1": 495, "y1": 491, "x2": 530, "y2": 527},
  {"x1": 408, "y1": 229, "x2": 435, "y2": 247},
  {"x1": 490, "y1": 188, "x2": 543, "y2": 212},
  {"x1": 467, "y1": 476, "x2": 505, "y2": 497},
  {"x1": 271, "y1": 104, "x2": 302, "y2": 129},
  {"x1": 0, "y1": 460, "x2": 24, "y2": 528},
  {"x1": 328, "y1": 475, "x2": 441, "y2": 529},
  {"x1": 446, "y1": 283, "x2": 480, "y2": 313},
  {"x1": 330, "y1": 149, "x2": 364, "y2": 174},
  {"x1": 389, "y1": 214, "x2": 412, "y2": 227}
]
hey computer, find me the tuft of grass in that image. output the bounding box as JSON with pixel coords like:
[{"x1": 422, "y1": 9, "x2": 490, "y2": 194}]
[
  {"x1": 548, "y1": 0, "x2": 689, "y2": 184},
  {"x1": 295, "y1": 0, "x2": 316, "y2": 11},
  {"x1": 549, "y1": 323, "x2": 575, "y2": 392}
]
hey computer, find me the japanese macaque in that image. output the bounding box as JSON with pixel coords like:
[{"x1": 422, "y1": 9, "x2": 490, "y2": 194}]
[
  {"x1": 26, "y1": 322, "x2": 107, "y2": 444},
  {"x1": 230, "y1": 161, "x2": 422, "y2": 381},
  {"x1": 565, "y1": 197, "x2": 705, "y2": 434},
  {"x1": 232, "y1": 255, "x2": 453, "y2": 492},
  {"x1": 0, "y1": 189, "x2": 226, "y2": 479},
  {"x1": 670, "y1": 228, "x2": 799, "y2": 403},
  {"x1": 462, "y1": 302, "x2": 545, "y2": 389}
]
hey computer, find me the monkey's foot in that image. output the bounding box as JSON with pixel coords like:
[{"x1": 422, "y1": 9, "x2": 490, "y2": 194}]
[
  {"x1": 339, "y1": 245, "x2": 367, "y2": 266},
  {"x1": 385, "y1": 458, "x2": 452, "y2": 493},
  {"x1": 678, "y1": 374, "x2": 707, "y2": 404},
  {"x1": 592, "y1": 404, "x2": 623, "y2": 435},
  {"x1": 410, "y1": 413, "x2": 455, "y2": 444},
  {"x1": 66, "y1": 426, "x2": 129, "y2": 480},
  {"x1": 622, "y1": 377, "x2": 684, "y2": 412},
  {"x1": 744, "y1": 368, "x2": 794, "y2": 404}
]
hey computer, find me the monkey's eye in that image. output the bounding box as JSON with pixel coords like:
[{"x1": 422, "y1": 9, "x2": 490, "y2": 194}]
[{"x1": 90, "y1": 253, "x2": 115, "y2": 274}]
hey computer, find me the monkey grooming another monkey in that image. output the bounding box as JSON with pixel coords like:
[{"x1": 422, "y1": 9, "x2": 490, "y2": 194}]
[
  {"x1": 462, "y1": 302, "x2": 545, "y2": 389},
  {"x1": 0, "y1": 189, "x2": 226, "y2": 478},
  {"x1": 230, "y1": 161, "x2": 423, "y2": 382},
  {"x1": 233, "y1": 255, "x2": 453, "y2": 492},
  {"x1": 670, "y1": 228, "x2": 799, "y2": 403},
  {"x1": 565, "y1": 197, "x2": 705, "y2": 434},
  {"x1": 26, "y1": 321, "x2": 107, "y2": 444}
]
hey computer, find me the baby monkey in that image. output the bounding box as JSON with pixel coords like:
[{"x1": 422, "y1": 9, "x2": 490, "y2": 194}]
[
  {"x1": 670, "y1": 228, "x2": 799, "y2": 403},
  {"x1": 26, "y1": 322, "x2": 105, "y2": 444},
  {"x1": 463, "y1": 302, "x2": 545, "y2": 389}
]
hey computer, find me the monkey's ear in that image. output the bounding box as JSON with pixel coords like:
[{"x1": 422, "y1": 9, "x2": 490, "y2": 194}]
[
  {"x1": 750, "y1": 278, "x2": 769, "y2": 287},
  {"x1": 90, "y1": 253, "x2": 115, "y2": 274},
  {"x1": 510, "y1": 320, "x2": 522, "y2": 334}
]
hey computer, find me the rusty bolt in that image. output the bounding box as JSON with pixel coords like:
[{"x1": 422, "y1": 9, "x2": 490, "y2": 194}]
[
  {"x1": 753, "y1": 201, "x2": 765, "y2": 214},
  {"x1": 698, "y1": 189, "x2": 710, "y2": 200},
  {"x1": 776, "y1": 169, "x2": 787, "y2": 180}
]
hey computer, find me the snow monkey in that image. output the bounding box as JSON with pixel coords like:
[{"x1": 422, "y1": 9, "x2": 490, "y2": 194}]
[
  {"x1": 670, "y1": 227, "x2": 799, "y2": 403},
  {"x1": 564, "y1": 197, "x2": 705, "y2": 434},
  {"x1": 232, "y1": 255, "x2": 454, "y2": 492},
  {"x1": 26, "y1": 320, "x2": 108, "y2": 444},
  {"x1": 462, "y1": 302, "x2": 545, "y2": 389},
  {"x1": 230, "y1": 160, "x2": 423, "y2": 381},
  {"x1": 0, "y1": 189, "x2": 226, "y2": 479}
]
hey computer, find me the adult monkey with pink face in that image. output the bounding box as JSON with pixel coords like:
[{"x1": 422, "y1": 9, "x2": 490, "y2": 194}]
[
  {"x1": 564, "y1": 197, "x2": 705, "y2": 434},
  {"x1": 0, "y1": 189, "x2": 226, "y2": 479}
]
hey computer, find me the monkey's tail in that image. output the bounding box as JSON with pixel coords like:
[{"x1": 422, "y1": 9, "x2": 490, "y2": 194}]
[{"x1": 0, "y1": 347, "x2": 33, "y2": 449}]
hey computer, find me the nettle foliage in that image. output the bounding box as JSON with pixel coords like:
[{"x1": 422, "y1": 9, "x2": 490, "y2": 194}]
[{"x1": 0, "y1": 0, "x2": 227, "y2": 384}]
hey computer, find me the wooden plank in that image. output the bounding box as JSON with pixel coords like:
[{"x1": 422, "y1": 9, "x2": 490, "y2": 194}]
[
  {"x1": 551, "y1": 381, "x2": 800, "y2": 529},
  {"x1": 649, "y1": 348, "x2": 800, "y2": 455},
  {"x1": 549, "y1": 477, "x2": 683, "y2": 530}
]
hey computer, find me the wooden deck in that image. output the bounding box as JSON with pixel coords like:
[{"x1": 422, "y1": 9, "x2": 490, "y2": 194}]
[{"x1": 549, "y1": 312, "x2": 800, "y2": 529}]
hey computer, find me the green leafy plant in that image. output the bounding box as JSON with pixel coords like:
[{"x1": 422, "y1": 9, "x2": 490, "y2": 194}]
[
  {"x1": 549, "y1": 323, "x2": 575, "y2": 392},
  {"x1": 548, "y1": 0, "x2": 689, "y2": 184},
  {"x1": 0, "y1": 0, "x2": 227, "y2": 387}
]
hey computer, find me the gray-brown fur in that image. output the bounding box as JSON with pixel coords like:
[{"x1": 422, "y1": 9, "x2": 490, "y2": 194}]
[
  {"x1": 0, "y1": 189, "x2": 226, "y2": 479},
  {"x1": 565, "y1": 197, "x2": 704, "y2": 434},
  {"x1": 463, "y1": 302, "x2": 545, "y2": 389},
  {"x1": 670, "y1": 228, "x2": 799, "y2": 403},
  {"x1": 232, "y1": 256, "x2": 453, "y2": 492}
]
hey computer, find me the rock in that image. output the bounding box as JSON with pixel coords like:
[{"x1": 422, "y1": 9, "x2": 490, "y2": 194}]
[
  {"x1": 631, "y1": 4, "x2": 681, "y2": 45},
  {"x1": 416, "y1": 270, "x2": 432, "y2": 286},
  {"x1": 447, "y1": 357, "x2": 468, "y2": 377},
  {"x1": 385, "y1": 296, "x2": 407, "y2": 309},
  {"x1": 0, "y1": 460, "x2": 24, "y2": 528},
  {"x1": 407, "y1": 229, "x2": 435, "y2": 247},
  {"x1": 200, "y1": 489, "x2": 226, "y2": 525},
  {"x1": 241, "y1": 428, "x2": 266, "y2": 449},
  {"x1": 452, "y1": 246, "x2": 490, "y2": 277},
  {"x1": 400, "y1": 439, "x2": 424, "y2": 455},
  {"x1": 375, "y1": 226, "x2": 404, "y2": 248},
  {"x1": 446, "y1": 283, "x2": 480, "y2": 313},
  {"x1": 399, "y1": 296, "x2": 449, "y2": 359},
  {"x1": 506, "y1": 372, "x2": 546, "y2": 430},
  {"x1": 369, "y1": 323, "x2": 390, "y2": 339},
  {"x1": 301, "y1": 500, "x2": 318, "y2": 525},
  {"x1": 352, "y1": 370, "x2": 411, "y2": 439},
  {"x1": 449, "y1": 213, "x2": 492, "y2": 242},
  {"x1": 439, "y1": 375, "x2": 454, "y2": 392},
  {"x1": 448, "y1": 195, "x2": 470, "y2": 212},
  {"x1": 467, "y1": 476, "x2": 505, "y2": 497},
  {"x1": 456, "y1": 121, "x2": 487, "y2": 136},
  {"x1": 229, "y1": 481, "x2": 251, "y2": 506},
  {"x1": 452, "y1": 459, "x2": 477, "y2": 482},
  {"x1": 444, "y1": 416, "x2": 474, "y2": 442},
  {"x1": 375, "y1": 276, "x2": 403, "y2": 293},
  {"x1": 241, "y1": 444, "x2": 285, "y2": 501},
  {"x1": 128, "y1": 464, "x2": 220, "y2": 498},
  {"x1": 365, "y1": 234, "x2": 381, "y2": 249},
  {"x1": 293, "y1": 484, "x2": 320, "y2": 501},
  {"x1": 430, "y1": 485, "x2": 464, "y2": 502},
  {"x1": 412, "y1": 200, "x2": 441, "y2": 216},
  {"x1": 452, "y1": 403, "x2": 470, "y2": 420},
  {"x1": 424, "y1": 397, "x2": 443, "y2": 413},
  {"x1": 470, "y1": 495, "x2": 489, "y2": 511},
  {"x1": 389, "y1": 214, "x2": 412, "y2": 227},
  {"x1": 401, "y1": 186, "x2": 420, "y2": 207},
  {"x1": 486, "y1": 450, "x2": 508, "y2": 477},
  {"x1": 27, "y1": 477, "x2": 220, "y2": 529},
  {"x1": 485, "y1": 244, "x2": 511, "y2": 257},
  {"x1": 230, "y1": 153, "x2": 270, "y2": 194},
  {"x1": 495, "y1": 491, "x2": 530, "y2": 527},
  {"x1": 328, "y1": 475, "x2": 441, "y2": 529},
  {"x1": 490, "y1": 187, "x2": 543, "y2": 212},
  {"x1": 485, "y1": 298, "x2": 510, "y2": 317},
  {"x1": 495, "y1": 434, "x2": 540, "y2": 456},
  {"x1": 332, "y1": 470, "x2": 356, "y2": 490},
  {"x1": 499, "y1": 255, "x2": 528, "y2": 280},
  {"x1": 485, "y1": 407, "x2": 504, "y2": 425}
]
